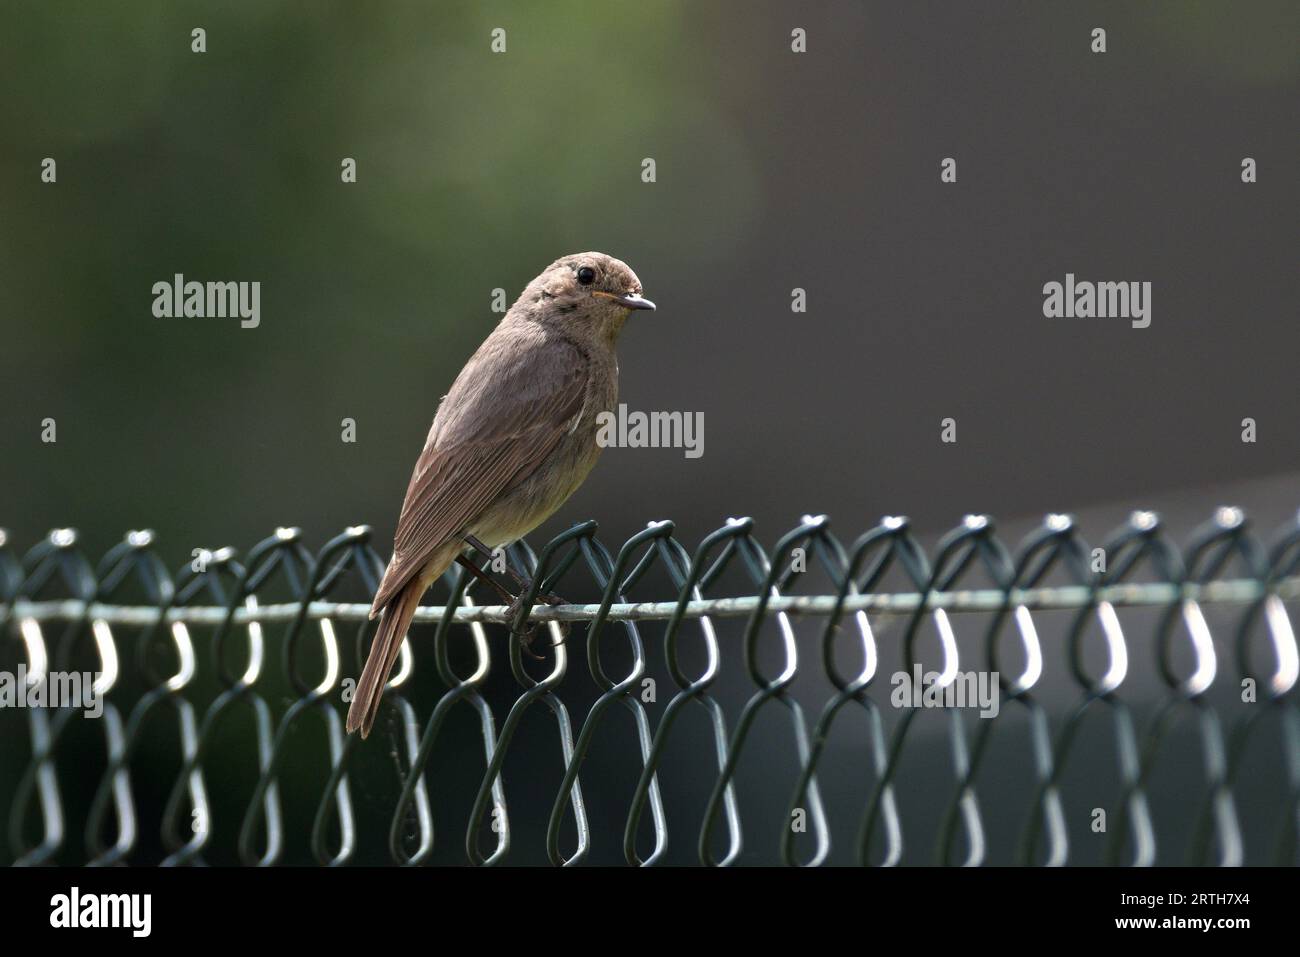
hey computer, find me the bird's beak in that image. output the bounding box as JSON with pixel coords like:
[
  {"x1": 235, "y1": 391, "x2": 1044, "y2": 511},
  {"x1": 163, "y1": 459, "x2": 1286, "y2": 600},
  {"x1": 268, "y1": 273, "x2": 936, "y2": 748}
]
[{"x1": 594, "y1": 290, "x2": 656, "y2": 311}]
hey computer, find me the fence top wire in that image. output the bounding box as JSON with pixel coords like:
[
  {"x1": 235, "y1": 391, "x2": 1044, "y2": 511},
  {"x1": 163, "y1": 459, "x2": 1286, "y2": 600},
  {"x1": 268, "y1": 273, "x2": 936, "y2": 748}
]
[
  {"x1": 4, "y1": 507, "x2": 1300, "y2": 626},
  {"x1": 4, "y1": 576, "x2": 1299, "y2": 627},
  {"x1": 2, "y1": 506, "x2": 1299, "y2": 866}
]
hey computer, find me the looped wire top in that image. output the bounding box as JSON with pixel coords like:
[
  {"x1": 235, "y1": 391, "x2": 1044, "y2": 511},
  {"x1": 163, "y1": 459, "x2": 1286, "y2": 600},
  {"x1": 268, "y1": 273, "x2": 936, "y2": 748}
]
[{"x1": 2, "y1": 507, "x2": 1298, "y2": 866}]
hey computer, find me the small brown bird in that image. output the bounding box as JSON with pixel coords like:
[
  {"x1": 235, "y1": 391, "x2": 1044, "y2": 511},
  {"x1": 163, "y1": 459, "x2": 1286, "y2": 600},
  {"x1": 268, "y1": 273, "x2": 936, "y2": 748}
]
[{"x1": 346, "y1": 252, "x2": 654, "y2": 737}]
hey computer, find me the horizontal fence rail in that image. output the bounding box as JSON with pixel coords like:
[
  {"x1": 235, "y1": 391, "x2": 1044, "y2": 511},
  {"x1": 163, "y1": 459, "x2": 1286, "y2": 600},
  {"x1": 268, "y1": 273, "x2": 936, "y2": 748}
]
[
  {"x1": 8, "y1": 576, "x2": 1300, "y2": 627},
  {"x1": 1, "y1": 508, "x2": 1298, "y2": 866}
]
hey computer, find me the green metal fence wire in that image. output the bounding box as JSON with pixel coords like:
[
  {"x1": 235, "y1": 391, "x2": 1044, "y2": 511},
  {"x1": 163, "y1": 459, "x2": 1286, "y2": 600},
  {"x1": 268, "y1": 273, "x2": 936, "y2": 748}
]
[{"x1": 1, "y1": 507, "x2": 1297, "y2": 866}]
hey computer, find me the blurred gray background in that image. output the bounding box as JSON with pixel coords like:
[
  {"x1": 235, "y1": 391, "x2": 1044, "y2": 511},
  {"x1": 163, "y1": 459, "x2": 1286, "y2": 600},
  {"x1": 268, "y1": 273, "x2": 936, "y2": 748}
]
[{"x1": 0, "y1": 1, "x2": 1296, "y2": 865}]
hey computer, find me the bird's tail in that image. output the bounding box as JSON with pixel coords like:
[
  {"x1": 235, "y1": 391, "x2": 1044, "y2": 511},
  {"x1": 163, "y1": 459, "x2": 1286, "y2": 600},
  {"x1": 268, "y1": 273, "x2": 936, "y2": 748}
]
[{"x1": 347, "y1": 576, "x2": 425, "y2": 738}]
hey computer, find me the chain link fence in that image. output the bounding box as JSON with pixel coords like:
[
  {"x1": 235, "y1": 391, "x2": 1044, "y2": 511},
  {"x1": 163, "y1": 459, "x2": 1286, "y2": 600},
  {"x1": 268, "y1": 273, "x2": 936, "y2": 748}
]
[{"x1": 1, "y1": 507, "x2": 1297, "y2": 866}]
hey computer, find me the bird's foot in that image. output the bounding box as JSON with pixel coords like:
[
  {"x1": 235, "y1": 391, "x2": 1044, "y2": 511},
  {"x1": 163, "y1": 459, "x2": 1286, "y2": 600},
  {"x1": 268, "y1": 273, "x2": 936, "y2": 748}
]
[{"x1": 507, "y1": 588, "x2": 570, "y2": 659}]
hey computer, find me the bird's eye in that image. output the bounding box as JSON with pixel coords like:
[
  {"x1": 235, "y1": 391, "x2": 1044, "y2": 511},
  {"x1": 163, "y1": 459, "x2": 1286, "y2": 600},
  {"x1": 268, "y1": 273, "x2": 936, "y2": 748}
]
[{"x1": 577, "y1": 266, "x2": 596, "y2": 285}]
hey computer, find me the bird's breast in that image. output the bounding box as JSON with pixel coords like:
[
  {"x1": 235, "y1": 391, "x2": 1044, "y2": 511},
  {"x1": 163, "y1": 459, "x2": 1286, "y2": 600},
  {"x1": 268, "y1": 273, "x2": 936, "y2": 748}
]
[{"x1": 469, "y1": 372, "x2": 616, "y2": 548}]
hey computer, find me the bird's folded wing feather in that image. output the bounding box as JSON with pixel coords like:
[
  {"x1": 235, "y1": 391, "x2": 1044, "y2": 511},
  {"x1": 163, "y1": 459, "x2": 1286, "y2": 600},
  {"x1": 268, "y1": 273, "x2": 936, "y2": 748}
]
[{"x1": 370, "y1": 335, "x2": 589, "y2": 613}]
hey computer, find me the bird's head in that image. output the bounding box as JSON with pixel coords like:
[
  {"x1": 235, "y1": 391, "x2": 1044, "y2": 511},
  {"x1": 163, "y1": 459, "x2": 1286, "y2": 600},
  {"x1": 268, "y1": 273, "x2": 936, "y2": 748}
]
[{"x1": 517, "y1": 252, "x2": 654, "y2": 341}]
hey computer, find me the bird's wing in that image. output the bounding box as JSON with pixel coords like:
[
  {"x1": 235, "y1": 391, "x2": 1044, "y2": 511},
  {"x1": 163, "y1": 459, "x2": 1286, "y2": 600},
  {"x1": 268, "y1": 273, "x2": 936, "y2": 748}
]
[{"x1": 369, "y1": 335, "x2": 589, "y2": 613}]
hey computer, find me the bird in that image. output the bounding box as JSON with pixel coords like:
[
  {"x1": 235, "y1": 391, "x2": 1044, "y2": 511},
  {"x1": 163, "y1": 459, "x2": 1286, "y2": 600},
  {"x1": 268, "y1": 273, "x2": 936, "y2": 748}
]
[{"x1": 346, "y1": 252, "x2": 655, "y2": 737}]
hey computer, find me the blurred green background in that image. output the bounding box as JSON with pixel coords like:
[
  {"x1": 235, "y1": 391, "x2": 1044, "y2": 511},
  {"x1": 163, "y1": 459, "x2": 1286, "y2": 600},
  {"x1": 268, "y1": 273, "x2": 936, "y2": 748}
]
[
  {"x1": 1, "y1": 0, "x2": 769, "y2": 555},
  {"x1": 1, "y1": 1, "x2": 1296, "y2": 557}
]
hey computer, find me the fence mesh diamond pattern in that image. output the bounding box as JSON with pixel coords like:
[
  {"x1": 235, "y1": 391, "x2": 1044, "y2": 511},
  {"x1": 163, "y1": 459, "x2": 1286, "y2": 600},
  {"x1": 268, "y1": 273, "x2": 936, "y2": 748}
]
[{"x1": 1, "y1": 507, "x2": 1297, "y2": 866}]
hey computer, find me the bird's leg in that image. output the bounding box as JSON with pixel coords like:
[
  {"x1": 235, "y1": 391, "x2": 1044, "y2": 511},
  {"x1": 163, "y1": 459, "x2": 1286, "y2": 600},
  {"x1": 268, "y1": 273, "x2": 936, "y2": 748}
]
[
  {"x1": 460, "y1": 535, "x2": 567, "y2": 659},
  {"x1": 454, "y1": 555, "x2": 515, "y2": 605},
  {"x1": 463, "y1": 534, "x2": 568, "y2": 606},
  {"x1": 455, "y1": 551, "x2": 546, "y2": 660},
  {"x1": 462, "y1": 533, "x2": 498, "y2": 568}
]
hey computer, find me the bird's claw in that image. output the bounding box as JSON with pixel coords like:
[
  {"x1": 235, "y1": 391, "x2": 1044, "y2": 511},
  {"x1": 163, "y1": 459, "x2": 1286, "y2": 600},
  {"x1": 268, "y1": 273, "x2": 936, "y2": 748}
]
[{"x1": 507, "y1": 589, "x2": 569, "y2": 658}]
